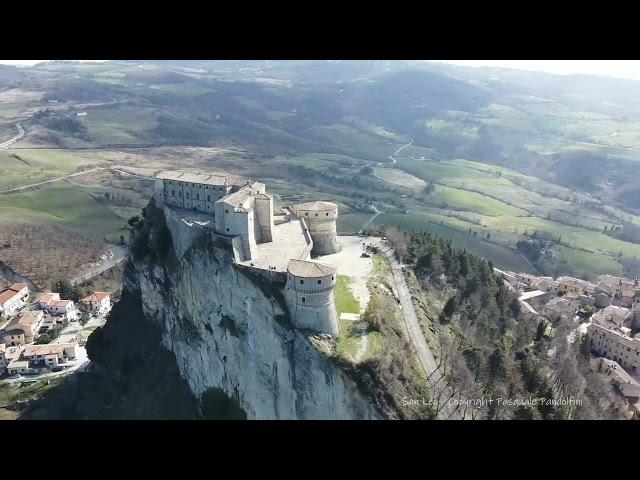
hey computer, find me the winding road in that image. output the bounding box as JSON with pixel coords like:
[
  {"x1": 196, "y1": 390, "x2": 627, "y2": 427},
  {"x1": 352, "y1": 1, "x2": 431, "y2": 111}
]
[
  {"x1": 0, "y1": 165, "x2": 154, "y2": 195},
  {"x1": 380, "y1": 242, "x2": 462, "y2": 420},
  {"x1": 70, "y1": 244, "x2": 127, "y2": 285},
  {"x1": 388, "y1": 138, "x2": 413, "y2": 165},
  {"x1": 0, "y1": 122, "x2": 25, "y2": 149},
  {"x1": 0, "y1": 167, "x2": 108, "y2": 195}
]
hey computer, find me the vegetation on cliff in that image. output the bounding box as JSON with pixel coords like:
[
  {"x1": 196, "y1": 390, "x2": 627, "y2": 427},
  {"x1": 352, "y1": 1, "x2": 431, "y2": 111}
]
[{"x1": 388, "y1": 230, "x2": 628, "y2": 419}]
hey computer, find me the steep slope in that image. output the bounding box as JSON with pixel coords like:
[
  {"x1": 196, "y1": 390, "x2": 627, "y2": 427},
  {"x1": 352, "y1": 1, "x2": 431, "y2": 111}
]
[{"x1": 25, "y1": 199, "x2": 381, "y2": 419}]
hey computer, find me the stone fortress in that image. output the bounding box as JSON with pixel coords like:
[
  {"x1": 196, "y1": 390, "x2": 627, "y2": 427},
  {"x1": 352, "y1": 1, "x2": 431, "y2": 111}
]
[{"x1": 154, "y1": 170, "x2": 342, "y2": 336}]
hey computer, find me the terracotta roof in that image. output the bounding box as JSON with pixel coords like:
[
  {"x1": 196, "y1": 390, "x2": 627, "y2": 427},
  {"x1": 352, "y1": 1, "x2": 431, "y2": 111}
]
[
  {"x1": 81, "y1": 292, "x2": 109, "y2": 303},
  {"x1": 52, "y1": 300, "x2": 73, "y2": 308},
  {"x1": 287, "y1": 259, "x2": 337, "y2": 278},
  {"x1": 293, "y1": 201, "x2": 337, "y2": 212},
  {"x1": 8, "y1": 283, "x2": 28, "y2": 292},
  {"x1": 6, "y1": 311, "x2": 42, "y2": 330},
  {"x1": 0, "y1": 283, "x2": 28, "y2": 305},
  {"x1": 7, "y1": 359, "x2": 28, "y2": 369},
  {"x1": 0, "y1": 289, "x2": 19, "y2": 305},
  {"x1": 23, "y1": 343, "x2": 75, "y2": 357},
  {"x1": 37, "y1": 292, "x2": 60, "y2": 304}
]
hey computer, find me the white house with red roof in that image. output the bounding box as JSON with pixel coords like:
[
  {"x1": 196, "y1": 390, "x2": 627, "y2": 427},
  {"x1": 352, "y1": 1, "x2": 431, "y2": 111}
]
[
  {"x1": 0, "y1": 283, "x2": 29, "y2": 317},
  {"x1": 45, "y1": 299, "x2": 79, "y2": 320},
  {"x1": 80, "y1": 291, "x2": 111, "y2": 315}
]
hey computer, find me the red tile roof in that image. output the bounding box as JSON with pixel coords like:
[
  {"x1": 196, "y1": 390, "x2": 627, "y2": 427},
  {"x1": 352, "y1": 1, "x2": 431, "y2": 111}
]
[{"x1": 81, "y1": 292, "x2": 110, "y2": 303}]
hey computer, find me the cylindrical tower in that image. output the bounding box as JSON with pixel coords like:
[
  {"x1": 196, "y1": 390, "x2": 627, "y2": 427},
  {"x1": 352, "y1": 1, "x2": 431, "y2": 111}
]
[
  {"x1": 285, "y1": 259, "x2": 339, "y2": 336},
  {"x1": 292, "y1": 201, "x2": 339, "y2": 256}
]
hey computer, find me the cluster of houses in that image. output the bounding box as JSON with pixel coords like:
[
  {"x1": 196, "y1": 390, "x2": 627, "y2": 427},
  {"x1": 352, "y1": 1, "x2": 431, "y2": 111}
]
[
  {"x1": 496, "y1": 269, "x2": 640, "y2": 418},
  {"x1": 0, "y1": 283, "x2": 111, "y2": 377}
]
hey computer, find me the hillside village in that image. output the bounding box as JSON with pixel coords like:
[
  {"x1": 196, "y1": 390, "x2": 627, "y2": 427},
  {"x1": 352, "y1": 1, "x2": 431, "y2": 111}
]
[
  {"x1": 0, "y1": 281, "x2": 111, "y2": 378},
  {"x1": 496, "y1": 268, "x2": 640, "y2": 418}
]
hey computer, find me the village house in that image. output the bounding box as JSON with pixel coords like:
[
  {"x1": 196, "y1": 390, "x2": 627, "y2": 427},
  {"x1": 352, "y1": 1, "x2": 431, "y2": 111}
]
[
  {"x1": 556, "y1": 276, "x2": 596, "y2": 296},
  {"x1": 37, "y1": 292, "x2": 60, "y2": 310},
  {"x1": 517, "y1": 273, "x2": 539, "y2": 288},
  {"x1": 588, "y1": 306, "x2": 640, "y2": 375},
  {"x1": 593, "y1": 291, "x2": 612, "y2": 309},
  {"x1": 0, "y1": 344, "x2": 21, "y2": 369},
  {"x1": 541, "y1": 296, "x2": 580, "y2": 321},
  {"x1": 597, "y1": 358, "x2": 640, "y2": 419},
  {"x1": 3, "y1": 310, "x2": 43, "y2": 346},
  {"x1": 42, "y1": 299, "x2": 79, "y2": 320},
  {"x1": 533, "y1": 277, "x2": 559, "y2": 294},
  {"x1": 597, "y1": 275, "x2": 638, "y2": 308},
  {"x1": 4, "y1": 342, "x2": 78, "y2": 375},
  {"x1": 22, "y1": 343, "x2": 77, "y2": 370},
  {"x1": 0, "y1": 283, "x2": 29, "y2": 317},
  {"x1": 0, "y1": 343, "x2": 6, "y2": 373},
  {"x1": 80, "y1": 292, "x2": 111, "y2": 315},
  {"x1": 519, "y1": 290, "x2": 551, "y2": 310}
]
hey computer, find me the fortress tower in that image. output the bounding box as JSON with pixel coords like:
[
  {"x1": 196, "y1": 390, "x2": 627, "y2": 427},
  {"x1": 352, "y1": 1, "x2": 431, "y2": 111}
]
[
  {"x1": 285, "y1": 259, "x2": 339, "y2": 336},
  {"x1": 292, "y1": 201, "x2": 339, "y2": 256}
]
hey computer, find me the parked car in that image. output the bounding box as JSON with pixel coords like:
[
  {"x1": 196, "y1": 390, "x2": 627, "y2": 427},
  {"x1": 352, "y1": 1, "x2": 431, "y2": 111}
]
[{"x1": 361, "y1": 252, "x2": 371, "y2": 258}]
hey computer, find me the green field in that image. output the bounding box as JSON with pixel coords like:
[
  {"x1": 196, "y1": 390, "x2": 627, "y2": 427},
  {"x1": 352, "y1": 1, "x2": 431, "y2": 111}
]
[
  {"x1": 0, "y1": 182, "x2": 128, "y2": 240},
  {"x1": 334, "y1": 275, "x2": 360, "y2": 315},
  {"x1": 78, "y1": 106, "x2": 158, "y2": 145},
  {"x1": 0, "y1": 149, "x2": 109, "y2": 191}
]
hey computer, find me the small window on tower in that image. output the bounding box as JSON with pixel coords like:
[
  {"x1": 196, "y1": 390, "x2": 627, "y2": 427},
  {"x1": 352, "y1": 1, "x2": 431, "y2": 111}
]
[
  {"x1": 315, "y1": 213, "x2": 318, "y2": 217},
  {"x1": 300, "y1": 279, "x2": 304, "y2": 285},
  {"x1": 305, "y1": 212, "x2": 308, "y2": 216},
  {"x1": 302, "y1": 297, "x2": 305, "y2": 303},
  {"x1": 318, "y1": 280, "x2": 321, "y2": 285},
  {"x1": 326, "y1": 212, "x2": 329, "y2": 216},
  {"x1": 208, "y1": 195, "x2": 211, "y2": 202}
]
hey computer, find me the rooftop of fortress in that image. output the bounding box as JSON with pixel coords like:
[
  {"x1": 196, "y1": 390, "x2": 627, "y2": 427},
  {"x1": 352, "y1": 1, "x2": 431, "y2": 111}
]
[
  {"x1": 221, "y1": 185, "x2": 268, "y2": 212},
  {"x1": 240, "y1": 217, "x2": 310, "y2": 271},
  {"x1": 157, "y1": 170, "x2": 237, "y2": 186},
  {"x1": 294, "y1": 201, "x2": 337, "y2": 211},
  {"x1": 288, "y1": 259, "x2": 336, "y2": 278}
]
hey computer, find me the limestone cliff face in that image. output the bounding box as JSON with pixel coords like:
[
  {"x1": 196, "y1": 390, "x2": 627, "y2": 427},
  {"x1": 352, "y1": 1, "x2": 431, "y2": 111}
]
[{"x1": 126, "y1": 201, "x2": 381, "y2": 420}]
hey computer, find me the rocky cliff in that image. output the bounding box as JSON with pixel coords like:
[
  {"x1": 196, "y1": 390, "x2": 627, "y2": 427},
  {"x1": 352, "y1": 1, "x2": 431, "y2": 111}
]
[{"x1": 99, "y1": 199, "x2": 381, "y2": 420}]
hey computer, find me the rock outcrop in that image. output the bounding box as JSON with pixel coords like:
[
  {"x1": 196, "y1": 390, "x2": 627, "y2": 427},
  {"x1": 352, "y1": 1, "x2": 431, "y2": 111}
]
[{"x1": 119, "y1": 200, "x2": 380, "y2": 419}]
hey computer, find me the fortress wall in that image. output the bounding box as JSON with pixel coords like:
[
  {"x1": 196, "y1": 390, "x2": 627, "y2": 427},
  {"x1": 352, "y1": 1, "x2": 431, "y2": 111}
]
[
  {"x1": 307, "y1": 216, "x2": 339, "y2": 255},
  {"x1": 294, "y1": 206, "x2": 339, "y2": 256},
  {"x1": 285, "y1": 271, "x2": 338, "y2": 336},
  {"x1": 255, "y1": 196, "x2": 274, "y2": 243},
  {"x1": 154, "y1": 179, "x2": 165, "y2": 206}
]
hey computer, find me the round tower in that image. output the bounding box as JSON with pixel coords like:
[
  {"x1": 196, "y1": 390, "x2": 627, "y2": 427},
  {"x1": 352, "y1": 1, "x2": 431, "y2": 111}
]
[
  {"x1": 285, "y1": 259, "x2": 339, "y2": 336},
  {"x1": 292, "y1": 201, "x2": 339, "y2": 256}
]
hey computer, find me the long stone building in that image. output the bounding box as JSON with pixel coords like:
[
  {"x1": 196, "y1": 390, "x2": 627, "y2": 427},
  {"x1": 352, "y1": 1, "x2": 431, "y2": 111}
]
[{"x1": 154, "y1": 170, "x2": 341, "y2": 336}]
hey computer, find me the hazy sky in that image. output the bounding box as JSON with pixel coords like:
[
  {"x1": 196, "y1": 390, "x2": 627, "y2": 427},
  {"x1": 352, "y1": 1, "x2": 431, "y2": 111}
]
[
  {"x1": 437, "y1": 60, "x2": 640, "y2": 82},
  {"x1": 3, "y1": 60, "x2": 640, "y2": 82}
]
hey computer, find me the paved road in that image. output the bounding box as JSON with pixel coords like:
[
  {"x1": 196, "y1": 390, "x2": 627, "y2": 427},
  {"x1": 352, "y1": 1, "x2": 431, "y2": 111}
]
[
  {"x1": 0, "y1": 122, "x2": 25, "y2": 149},
  {"x1": 380, "y1": 243, "x2": 462, "y2": 420},
  {"x1": 71, "y1": 244, "x2": 127, "y2": 285}
]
